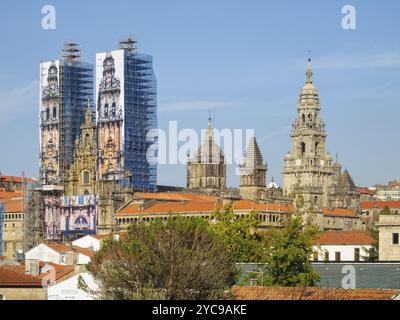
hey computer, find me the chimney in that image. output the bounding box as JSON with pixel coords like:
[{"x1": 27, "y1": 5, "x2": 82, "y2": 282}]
[
  {"x1": 65, "y1": 250, "x2": 77, "y2": 265},
  {"x1": 25, "y1": 259, "x2": 40, "y2": 276}
]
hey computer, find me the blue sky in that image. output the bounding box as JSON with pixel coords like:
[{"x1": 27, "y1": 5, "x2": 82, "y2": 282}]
[{"x1": 0, "y1": 0, "x2": 399, "y2": 187}]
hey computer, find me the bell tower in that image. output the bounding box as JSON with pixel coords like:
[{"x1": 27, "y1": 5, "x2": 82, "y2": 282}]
[{"x1": 282, "y1": 59, "x2": 333, "y2": 209}]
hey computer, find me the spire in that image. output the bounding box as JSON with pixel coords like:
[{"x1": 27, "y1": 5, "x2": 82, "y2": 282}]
[
  {"x1": 243, "y1": 137, "x2": 264, "y2": 169},
  {"x1": 240, "y1": 136, "x2": 267, "y2": 175},
  {"x1": 206, "y1": 115, "x2": 214, "y2": 142},
  {"x1": 84, "y1": 98, "x2": 94, "y2": 125},
  {"x1": 306, "y1": 58, "x2": 313, "y2": 84},
  {"x1": 333, "y1": 152, "x2": 341, "y2": 170},
  {"x1": 192, "y1": 117, "x2": 224, "y2": 164},
  {"x1": 298, "y1": 58, "x2": 320, "y2": 109}
]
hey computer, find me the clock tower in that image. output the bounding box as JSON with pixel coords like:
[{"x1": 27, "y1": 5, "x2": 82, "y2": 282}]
[{"x1": 282, "y1": 60, "x2": 334, "y2": 210}]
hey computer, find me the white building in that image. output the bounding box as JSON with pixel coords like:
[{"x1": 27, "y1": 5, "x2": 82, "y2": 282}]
[
  {"x1": 48, "y1": 272, "x2": 99, "y2": 300},
  {"x1": 25, "y1": 243, "x2": 94, "y2": 266},
  {"x1": 72, "y1": 235, "x2": 104, "y2": 252},
  {"x1": 313, "y1": 231, "x2": 374, "y2": 262}
]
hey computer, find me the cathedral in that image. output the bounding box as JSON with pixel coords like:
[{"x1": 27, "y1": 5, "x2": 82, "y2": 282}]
[
  {"x1": 186, "y1": 59, "x2": 360, "y2": 227},
  {"x1": 38, "y1": 42, "x2": 362, "y2": 241}
]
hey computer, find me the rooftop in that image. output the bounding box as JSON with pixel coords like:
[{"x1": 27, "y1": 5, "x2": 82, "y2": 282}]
[
  {"x1": 323, "y1": 207, "x2": 356, "y2": 217},
  {"x1": 361, "y1": 201, "x2": 400, "y2": 209},
  {"x1": 314, "y1": 231, "x2": 374, "y2": 246},
  {"x1": 0, "y1": 267, "x2": 42, "y2": 288},
  {"x1": 231, "y1": 286, "x2": 400, "y2": 300}
]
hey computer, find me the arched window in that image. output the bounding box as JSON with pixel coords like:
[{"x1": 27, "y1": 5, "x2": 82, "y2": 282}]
[
  {"x1": 84, "y1": 189, "x2": 89, "y2": 195},
  {"x1": 314, "y1": 196, "x2": 318, "y2": 205},
  {"x1": 52, "y1": 107, "x2": 57, "y2": 119},
  {"x1": 83, "y1": 171, "x2": 90, "y2": 184},
  {"x1": 301, "y1": 142, "x2": 306, "y2": 156},
  {"x1": 104, "y1": 103, "x2": 109, "y2": 117},
  {"x1": 85, "y1": 133, "x2": 90, "y2": 145},
  {"x1": 315, "y1": 142, "x2": 319, "y2": 155},
  {"x1": 46, "y1": 108, "x2": 50, "y2": 121},
  {"x1": 111, "y1": 103, "x2": 116, "y2": 116},
  {"x1": 302, "y1": 114, "x2": 305, "y2": 123}
]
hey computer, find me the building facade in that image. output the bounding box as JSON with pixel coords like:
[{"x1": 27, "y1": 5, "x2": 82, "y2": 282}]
[
  {"x1": 378, "y1": 214, "x2": 400, "y2": 261},
  {"x1": 39, "y1": 42, "x2": 94, "y2": 186},
  {"x1": 95, "y1": 37, "x2": 157, "y2": 191},
  {"x1": 375, "y1": 181, "x2": 400, "y2": 201}
]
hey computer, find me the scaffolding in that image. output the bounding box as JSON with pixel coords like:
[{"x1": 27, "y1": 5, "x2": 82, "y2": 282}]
[
  {"x1": 22, "y1": 178, "x2": 45, "y2": 253},
  {"x1": 0, "y1": 200, "x2": 3, "y2": 256},
  {"x1": 58, "y1": 41, "x2": 94, "y2": 182},
  {"x1": 121, "y1": 37, "x2": 157, "y2": 191}
]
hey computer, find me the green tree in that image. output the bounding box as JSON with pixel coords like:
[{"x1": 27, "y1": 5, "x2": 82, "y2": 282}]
[
  {"x1": 380, "y1": 206, "x2": 392, "y2": 215},
  {"x1": 364, "y1": 218, "x2": 379, "y2": 261},
  {"x1": 260, "y1": 215, "x2": 320, "y2": 287},
  {"x1": 210, "y1": 203, "x2": 265, "y2": 262},
  {"x1": 86, "y1": 217, "x2": 236, "y2": 300}
]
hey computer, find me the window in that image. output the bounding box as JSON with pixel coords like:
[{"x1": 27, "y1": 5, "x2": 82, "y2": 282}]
[
  {"x1": 111, "y1": 103, "x2": 116, "y2": 116},
  {"x1": 302, "y1": 114, "x2": 305, "y2": 123},
  {"x1": 324, "y1": 251, "x2": 329, "y2": 261},
  {"x1": 300, "y1": 142, "x2": 306, "y2": 156},
  {"x1": 52, "y1": 107, "x2": 57, "y2": 118},
  {"x1": 104, "y1": 103, "x2": 109, "y2": 117},
  {"x1": 335, "y1": 252, "x2": 341, "y2": 261},
  {"x1": 46, "y1": 108, "x2": 50, "y2": 121},
  {"x1": 393, "y1": 233, "x2": 399, "y2": 245},
  {"x1": 83, "y1": 171, "x2": 90, "y2": 185},
  {"x1": 315, "y1": 142, "x2": 319, "y2": 155},
  {"x1": 354, "y1": 248, "x2": 360, "y2": 261}
]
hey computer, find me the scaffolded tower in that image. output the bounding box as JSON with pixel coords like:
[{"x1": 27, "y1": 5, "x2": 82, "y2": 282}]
[
  {"x1": 58, "y1": 41, "x2": 94, "y2": 182},
  {"x1": 22, "y1": 178, "x2": 44, "y2": 253},
  {"x1": 96, "y1": 36, "x2": 157, "y2": 191},
  {"x1": 39, "y1": 41, "x2": 94, "y2": 185},
  {"x1": 121, "y1": 37, "x2": 157, "y2": 191}
]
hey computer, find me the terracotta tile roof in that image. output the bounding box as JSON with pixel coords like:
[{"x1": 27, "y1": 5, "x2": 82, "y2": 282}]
[
  {"x1": 231, "y1": 286, "x2": 400, "y2": 300},
  {"x1": 357, "y1": 188, "x2": 375, "y2": 196},
  {"x1": 117, "y1": 194, "x2": 292, "y2": 216},
  {"x1": 2, "y1": 264, "x2": 26, "y2": 274},
  {"x1": 361, "y1": 201, "x2": 400, "y2": 209},
  {"x1": 117, "y1": 200, "x2": 218, "y2": 216},
  {"x1": 0, "y1": 190, "x2": 23, "y2": 200},
  {"x1": 0, "y1": 175, "x2": 36, "y2": 184},
  {"x1": 314, "y1": 231, "x2": 374, "y2": 245},
  {"x1": 134, "y1": 192, "x2": 216, "y2": 202},
  {"x1": 45, "y1": 243, "x2": 95, "y2": 257},
  {"x1": 0, "y1": 267, "x2": 42, "y2": 287},
  {"x1": 323, "y1": 207, "x2": 356, "y2": 217},
  {"x1": 2, "y1": 198, "x2": 23, "y2": 213},
  {"x1": 38, "y1": 262, "x2": 74, "y2": 281}
]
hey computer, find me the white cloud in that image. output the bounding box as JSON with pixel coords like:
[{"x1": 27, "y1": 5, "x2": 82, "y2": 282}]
[
  {"x1": 311, "y1": 51, "x2": 400, "y2": 70},
  {"x1": 158, "y1": 100, "x2": 238, "y2": 113},
  {"x1": 0, "y1": 80, "x2": 38, "y2": 122}
]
